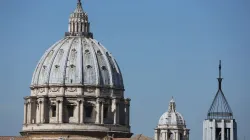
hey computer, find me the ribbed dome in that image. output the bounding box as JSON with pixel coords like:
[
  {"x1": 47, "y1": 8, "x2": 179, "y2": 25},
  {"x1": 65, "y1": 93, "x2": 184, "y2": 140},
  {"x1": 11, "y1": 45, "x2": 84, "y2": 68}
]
[
  {"x1": 31, "y1": 37, "x2": 124, "y2": 89},
  {"x1": 158, "y1": 98, "x2": 185, "y2": 126}
]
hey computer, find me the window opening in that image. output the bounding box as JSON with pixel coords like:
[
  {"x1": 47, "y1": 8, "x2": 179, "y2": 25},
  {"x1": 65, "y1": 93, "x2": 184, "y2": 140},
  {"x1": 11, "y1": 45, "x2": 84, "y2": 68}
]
[
  {"x1": 67, "y1": 105, "x2": 74, "y2": 117},
  {"x1": 85, "y1": 106, "x2": 93, "y2": 118},
  {"x1": 51, "y1": 105, "x2": 56, "y2": 117}
]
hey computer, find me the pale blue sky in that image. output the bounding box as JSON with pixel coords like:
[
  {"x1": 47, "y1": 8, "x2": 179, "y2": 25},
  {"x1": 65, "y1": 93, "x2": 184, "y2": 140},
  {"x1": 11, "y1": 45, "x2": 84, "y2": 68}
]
[{"x1": 0, "y1": 0, "x2": 249, "y2": 140}]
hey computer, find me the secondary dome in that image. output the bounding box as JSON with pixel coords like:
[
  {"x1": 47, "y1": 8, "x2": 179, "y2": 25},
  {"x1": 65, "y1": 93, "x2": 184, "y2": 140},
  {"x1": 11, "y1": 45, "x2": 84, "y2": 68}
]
[
  {"x1": 31, "y1": 1, "x2": 123, "y2": 89},
  {"x1": 158, "y1": 97, "x2": 185, "y2": 126}
]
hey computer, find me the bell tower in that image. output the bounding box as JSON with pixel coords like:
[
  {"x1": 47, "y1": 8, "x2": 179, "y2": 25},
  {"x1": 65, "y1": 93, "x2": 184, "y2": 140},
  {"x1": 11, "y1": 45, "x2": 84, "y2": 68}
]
[{"x1": 203, "y1": 61, "x2": 237, "y2": 140}]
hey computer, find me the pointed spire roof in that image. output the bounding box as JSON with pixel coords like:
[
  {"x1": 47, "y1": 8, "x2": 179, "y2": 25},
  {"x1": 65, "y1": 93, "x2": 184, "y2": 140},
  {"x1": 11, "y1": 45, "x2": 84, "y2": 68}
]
[
  {"x1": 74, "y1": 0, "x2": 84, "y2": 13},
  {"x1": 207, "y1": 60, "x2": 233, "y2": 120}
]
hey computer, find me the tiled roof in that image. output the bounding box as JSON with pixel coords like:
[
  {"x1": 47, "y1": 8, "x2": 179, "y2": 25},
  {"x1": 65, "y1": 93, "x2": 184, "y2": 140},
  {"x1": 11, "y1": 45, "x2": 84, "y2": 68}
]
[{"x1": 0, "y1": 136, "x2": 29, "y2": 140}]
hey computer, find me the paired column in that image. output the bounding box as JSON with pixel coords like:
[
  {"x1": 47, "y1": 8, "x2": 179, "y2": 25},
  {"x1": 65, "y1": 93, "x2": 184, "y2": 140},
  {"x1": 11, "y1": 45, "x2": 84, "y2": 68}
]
[{"x1": 77, "y1": 98, "x2": 84, "y2": 123}]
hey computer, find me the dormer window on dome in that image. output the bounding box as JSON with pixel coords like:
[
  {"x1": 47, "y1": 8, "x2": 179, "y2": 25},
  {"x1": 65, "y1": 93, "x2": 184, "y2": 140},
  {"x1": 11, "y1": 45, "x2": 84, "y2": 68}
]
[{"x1": 65, "y1": 0, "x2": 93, "y2": 38}]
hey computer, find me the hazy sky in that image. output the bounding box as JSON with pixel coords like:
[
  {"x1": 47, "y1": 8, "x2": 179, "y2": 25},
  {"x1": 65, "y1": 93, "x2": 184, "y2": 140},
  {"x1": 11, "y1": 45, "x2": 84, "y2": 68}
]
[{"x1": 0, "y1": 0, "x2": 249, "y2": 140}]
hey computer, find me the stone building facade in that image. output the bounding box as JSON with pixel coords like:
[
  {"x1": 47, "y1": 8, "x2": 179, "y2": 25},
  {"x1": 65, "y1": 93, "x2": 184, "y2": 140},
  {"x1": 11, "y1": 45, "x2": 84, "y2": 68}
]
[{"x1": 20, "y1": 0, "x2": 132, "y2": 139}]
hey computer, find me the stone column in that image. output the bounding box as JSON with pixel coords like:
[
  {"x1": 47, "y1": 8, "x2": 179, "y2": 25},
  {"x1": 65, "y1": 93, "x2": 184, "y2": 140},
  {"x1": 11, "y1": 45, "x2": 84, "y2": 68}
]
[
  {"x1": 162, "y1": 130, "x2": 166, "y2": 140},
  {"x1": 80, "y1": 99, "x2": 84, "y2": 123},
  {"x1": 101, "y1": 101, "x2": 104, "y2": 124},
  {"x1": 95, "y1": 98, "x2": 101, "y2": 124},
  {"x1": 113, "y1": 98, "x2": 119, "y2": 125},
  {"x1": 166, "y1": 130, "x2": 169, "y2": 140},
  {"x1": 125, "y1": 98, "x2": 131, "y2": 127},
  {"x1": 230, "y1": 120, "x2": 234, "y2": 140},
  {"x1": 77, "y1": 100, "x2": 80, "y2": 123},
  {"x1": 56, "y1": 101, "x2": 59, "y2": 123},
  {"x1": 175, "y1": 131, "x2": 179, "y2": 140},
  {"x1": 40, "y1": 98, "x2": 45, "y2": 123},
  {"x1": 36, "y1": 100, "x2": 41, "y2": 124},
  {"x1": 112, "y1": 98, "x2": 117, "y2": 125},
  {"x1": 222, "y1": 119, "x2": 225, "y2": 140},
  {"x1": 27, "y1": 100, "x2": 32, "y2": 124},
  {"x1": 77, "y1": 98, "x2": 84, "y2": 123},
  {"x1": 23, "y1": 102, "x2": 27, "y2": 124},
  {"x1": 154, "y1": 129, "x2": 158, "y2": 140},
  {"x1": 213, "y1": 119, "x2": 216, "y2": 140},
  {"x1": 58, "y1": 98, "x2": 63, "y2": 123}
]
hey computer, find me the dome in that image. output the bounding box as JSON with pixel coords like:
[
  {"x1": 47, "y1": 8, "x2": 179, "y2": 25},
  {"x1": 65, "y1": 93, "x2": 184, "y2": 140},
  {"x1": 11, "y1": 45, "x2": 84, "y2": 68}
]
[
  {"x1": 158, "y1": 97, "x2": 185, "y2": 126},
  {"x1": 22, "y1": 1, "x2": 132, "y2": 139},
  {"x1": 30, "y1": 0, "x2": 123, "y2": 89},
  {"x1": 31, "y1": 37, "x2": 124, "y2": 89}
]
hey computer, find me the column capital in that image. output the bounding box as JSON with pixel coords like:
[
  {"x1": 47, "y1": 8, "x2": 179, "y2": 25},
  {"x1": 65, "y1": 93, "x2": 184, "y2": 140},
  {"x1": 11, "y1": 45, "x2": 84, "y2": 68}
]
[
  {"x1": 97, "y1": 97, "x2": 105, "y2": 103},
  {"x1": 77, "y1": 98, "x2": 85, "y2": 102},
  {"x1": 56, "y1": 97, "x2": 64, "y2": 102}
]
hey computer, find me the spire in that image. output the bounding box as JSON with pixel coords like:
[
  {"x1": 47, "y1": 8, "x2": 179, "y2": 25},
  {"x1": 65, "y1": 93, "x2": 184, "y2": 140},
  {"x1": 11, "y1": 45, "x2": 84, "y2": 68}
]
[
  {"x1": 168, "y1": 97, "x2": 176, "y2": 112},
  {"x1": 218, "y1": 60, "x2": 223, "y2": 90},
  {"x1": 65, "y1": 0, "x2": 93, "y2": 38},
  {"x1": 207, "y1": 60, "x2": 233, "y2": 120}
]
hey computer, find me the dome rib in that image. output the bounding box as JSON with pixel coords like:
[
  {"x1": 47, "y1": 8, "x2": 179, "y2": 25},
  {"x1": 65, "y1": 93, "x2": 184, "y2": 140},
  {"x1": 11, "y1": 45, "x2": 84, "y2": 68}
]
[
  {"x1": 62, "y1": 37, "x2": 77, "y2": 85},
  {"x1": 48, "y1": 38, "x2": 74, "y2": 85},
  {"x1": 84, "y1": 38, "x2": 100, "y2": 86},
  {"x1": 92, "y1": 40, "x2": 114, "y2": 87},
  {"x1": 31, "y1": 39, "x2": 65, "y2": 86}
]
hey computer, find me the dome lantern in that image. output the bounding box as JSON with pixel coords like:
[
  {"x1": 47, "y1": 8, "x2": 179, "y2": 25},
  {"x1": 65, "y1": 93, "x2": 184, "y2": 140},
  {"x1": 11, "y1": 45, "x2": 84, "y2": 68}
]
[{"x1": 65, "y1": 0, "x2": 93, "y2": 38}]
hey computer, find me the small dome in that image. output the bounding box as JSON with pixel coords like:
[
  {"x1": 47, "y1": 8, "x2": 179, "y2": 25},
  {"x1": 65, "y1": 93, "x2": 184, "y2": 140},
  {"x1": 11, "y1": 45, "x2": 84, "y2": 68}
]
[
  {"x1": 158, "y1": 97, "x2": 185, "y2": 126},
  {"x1": 31, "y1": 37, "x2": 124, "y2": 89}
]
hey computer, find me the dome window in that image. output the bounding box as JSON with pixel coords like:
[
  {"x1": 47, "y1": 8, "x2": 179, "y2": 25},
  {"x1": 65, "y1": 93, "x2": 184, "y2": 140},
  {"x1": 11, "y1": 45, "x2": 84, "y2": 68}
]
[
  {"x1": 101, "y1": 66, "x2": 107, "y2": 70},
  {"x1": 55, "y1": 65, "x2": 60, "y2": 68},
  {"x1": 72, "y1": 48, "x2": 76, "y2": 52},
  {"x1": 70, "y1": 64, "x2": 75, "y2": 68},
  {"x1": 86, "y1": 65, "x2": 92, "y2": 69},
  {"x1": 97, "y1": 50, "x2": 102, "y2": 55},
  {"x1": 85, "y1": 49, "x2": 90, "y2": 54},
  {"x1": 43, "y1": 65, "x2": 47, "y2": 69}
]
